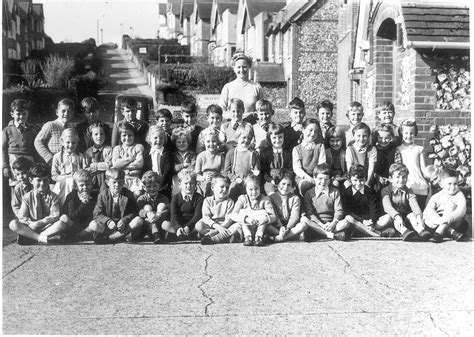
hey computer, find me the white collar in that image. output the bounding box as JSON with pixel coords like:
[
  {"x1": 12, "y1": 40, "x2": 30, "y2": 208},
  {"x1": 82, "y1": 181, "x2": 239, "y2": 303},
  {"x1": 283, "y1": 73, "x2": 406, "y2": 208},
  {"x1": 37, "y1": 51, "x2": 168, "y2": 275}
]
[
  {"x1": 315, "y1": 187, "x2": 330, "y2": 197},
  {"x1": 352, "y1": 187, "x2": 364, "y2": 195}
]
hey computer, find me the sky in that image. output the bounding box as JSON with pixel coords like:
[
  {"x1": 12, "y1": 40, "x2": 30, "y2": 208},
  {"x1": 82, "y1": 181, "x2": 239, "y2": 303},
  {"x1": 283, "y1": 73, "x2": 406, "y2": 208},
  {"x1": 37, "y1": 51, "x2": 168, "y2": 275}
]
[{"x1": 39, "y1": 0, "x2": 166, "y2": 45}]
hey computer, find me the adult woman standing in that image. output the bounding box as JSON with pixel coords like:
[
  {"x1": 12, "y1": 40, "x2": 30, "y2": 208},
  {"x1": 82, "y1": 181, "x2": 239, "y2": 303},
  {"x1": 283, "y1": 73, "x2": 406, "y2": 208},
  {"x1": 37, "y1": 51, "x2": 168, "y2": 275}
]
[{"x1": 219, "y1": 53, "x2": 265, "y2": 124}]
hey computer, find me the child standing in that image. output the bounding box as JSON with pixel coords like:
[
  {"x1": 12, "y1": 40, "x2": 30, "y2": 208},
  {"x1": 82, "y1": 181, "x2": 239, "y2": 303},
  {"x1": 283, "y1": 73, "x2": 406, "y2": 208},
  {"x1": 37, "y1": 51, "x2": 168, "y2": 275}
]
[
  {"x1": 317, "y1": 100, "x2": 335, "y2": 140},
  {"x1": 224, "y1": 123, "x2": 260, "y2": 200},
  {"x1": 268, "y1": 171, "x2": 306, "y2": 242},
  {"x1": 165, "y1": 169, "x2": 204, "y2": 241},
  {"x1": 56, "y1": 170, "x2": 98, "y2": 242},
  {"x1": 341, "y1": 165, "x2": 391, "y2": 237},
  {"x1": 293, "y1": 118, "x2": 326, "y2": 196},
  {"x1": 219, "y1": 98, "x2": 247, "y2": 151},
  {"x1": 171, "y1": 126, "x2": 196, "y2": 195},
  {"x1": 196, "y1": 104, "x2": 225, "y2": 154},
  {"x1": 35, "y1": 98, "x2": 74, "y2": 166},
  {"x1": 136, "y1": 171, "x2": 171, "y2": 244},
  {"x1": 112, "y1": 123, "x2": 145, "y2": 197},
  {"x1": 84, "y1": 122, "x2": 113, "y2": 194},
  {"x1": 324, "y1": 126, "x2": 347, "y2": 188},
  {"x1": 346, "y1": 123, "x2": 377, "y2": 187},
  {"x1": 195, "y1": 132, "x2": 225, "y2": 197},
  {"x1": 51, "y1": 128, "x2": 86, "y2": 205},
  {"x1": 284, "y1": 97, "x2": 310, "y2": 151},
  {"x1": 344, "y1": 101, "x2": 364, "y2": 145},
  {"x1": 229, "y1": 174, "x2": 276, "y2": 246},
  {"x1": 76, "y1": 97, "x2": 111, "y2": 152},
  {"x1": 260, "y1": 123, "x2": 292, "y2": 195},
  {"x1": 372, "y1": 124, "x2": 397, "y2": 191},
  {"x1": 9, "y1": 163, "x2": 62, "y2": 245},
  {"x1": 156, "y1": 108, "x2": 174, "y2": 151},
  {"x1": 424, "y1": 167, "x2": 468, "y2": 243},
  {"x1": 180, "y1": 101, "x2": 203, "y2": 152},
  {"x1": 395, "y1": 119, "x2": 429, "y2": 208},
  {"x1": 252, "y1": 99, "x2": 274, "y2": 152},
  {"x1": 376, "y1": 101, "x2": 399, "y2": 143},
  {"x1": 381, "y1": 163, "x2": 430, "y2": 241},
  {"x1": 10, "y1": 158, "x2": 33, "y2": 218},
  {"x1": 196, "y1": 175, "x2": 239, "y2": 245},
  {"x1": 111, "y1": 97, "x2": 149, "y2": 147},
  {"x1": 302, "y1": 164, "x2": 351, "y2": 241},
  {"x1": 90, "y1": 168, "x2": 142, "y2": 243},
  {"x1": 144, "y1": 125, "x2": 172, "y2": 197},
  {"x1": 2, "y1": 99, "x2": 38, "y2": 187}
]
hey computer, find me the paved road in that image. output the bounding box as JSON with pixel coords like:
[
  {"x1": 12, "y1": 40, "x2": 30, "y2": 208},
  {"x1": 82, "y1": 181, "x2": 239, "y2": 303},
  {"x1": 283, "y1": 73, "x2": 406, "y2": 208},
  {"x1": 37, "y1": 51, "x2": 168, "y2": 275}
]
[
  {"x1": 2, "y1": 239, "x2": 473, "y2": 334},
  {"x1": 3, "y1": 48, "x2": 473, "y2": 334}
]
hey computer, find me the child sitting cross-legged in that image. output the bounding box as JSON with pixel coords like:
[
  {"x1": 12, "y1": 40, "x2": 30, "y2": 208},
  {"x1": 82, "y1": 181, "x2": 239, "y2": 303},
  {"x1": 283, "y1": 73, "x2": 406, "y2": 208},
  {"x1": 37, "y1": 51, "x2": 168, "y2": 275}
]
[
  {"x1": 55, "y1": 169, "x2": 98, "y2": 242},
  {"x1": 229, "y1": 173, "x2": 276, "y2": 247},
  {"x1": 423, "y1": 167, "x2": 468, "y2": 243},
  {"x1": 136, "y1": 171, "x2": 171, "y2": 244},
  {"x1": 224, "y1": 123, "x2": 260, "y2": 200},
  {"x1": 165, "y1": 169, "x2": 204, "y2": 241},
  {"x1": 267, "y1": 171, "x2": 306, "y2": 242},
  {"x1": 341, "y1": 165, "x2": 392, "y2": 237},
  {"x1": 9, "y1": 163, "x2": 62, "y2": 245},
  {"x1": 90, "y1": 168, "x2": 142, "y2": 244},
  {"x1": 381, "y1": 163, "x2": 430, "y2": 241},
  {"x1": 301, "y1": 164, "x2": 351, "y2": 241},
  {"x1": 196, "y1": 174, "x2": 242, "y2": 245}
]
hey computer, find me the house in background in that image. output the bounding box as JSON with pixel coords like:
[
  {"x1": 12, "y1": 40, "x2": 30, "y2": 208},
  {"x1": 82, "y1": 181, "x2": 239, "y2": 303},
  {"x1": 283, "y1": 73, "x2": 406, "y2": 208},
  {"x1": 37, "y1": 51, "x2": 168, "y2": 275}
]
[
  {"x1": 189, "y1": 0, "x2": 212, "y2": 58},
  {"x1": 209, "y1": 0, "x2": 239, "y2": 67},
  {"x1": 164, "y1": 0, "x2": 182, "y2": 39},
  {"x1": 179, "y1": 0, "x2": 194, "y2": 46},
  {"x1": 350, "y1": 0, "x2": 470, "y2": 148},
  {"x1": 158, "y1": 3, "x2": 168, "y2": 39},
  {"x1": 2, "y1": 0, "x2": 45, "y2": 60}
]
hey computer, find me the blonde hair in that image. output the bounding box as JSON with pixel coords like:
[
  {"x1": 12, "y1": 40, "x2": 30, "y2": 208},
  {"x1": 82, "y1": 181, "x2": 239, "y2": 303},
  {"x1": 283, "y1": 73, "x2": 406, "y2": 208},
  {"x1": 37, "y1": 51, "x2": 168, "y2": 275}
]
[
  {"x1": 146, "y1": 125, "x2": 167, "y2": 145},
  {"x1": 61, "y1": 128, "x2": 79, "y2": 142},
  {"x1": 171, "y1": 126, "x2": 191, "y2": 143},
  {"x1": 177, "y1": 168, "x2": 197, "y2": 183}
]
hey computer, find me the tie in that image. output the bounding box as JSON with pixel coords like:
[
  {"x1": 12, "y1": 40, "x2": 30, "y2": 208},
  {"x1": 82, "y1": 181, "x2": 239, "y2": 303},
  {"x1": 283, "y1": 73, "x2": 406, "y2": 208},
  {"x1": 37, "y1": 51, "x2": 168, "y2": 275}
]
[
  {"x1": 18, "y1": 124, "x2": 26, "y2": 133},
  {"x1": 93, "y1": 148, "x2": 102, "y2": 162},
  {"x1": 262, "y1": 124, "x2": 269, "y2": 132},
  {"x1": 184, "y1": 195, "x2": 191, "y2": 202},
  {"x1": 233, "y1": 122, "x2": 240, "y2": 130},
  {"x1": 36, "y1": 193, "x2": 46, "y2": 220},
  {"x1": 112, "y1": 195, "x2": 121, "y2": 219},
  {"x1": 275, "y1": 152, "x2": 282, "y2": 168}
]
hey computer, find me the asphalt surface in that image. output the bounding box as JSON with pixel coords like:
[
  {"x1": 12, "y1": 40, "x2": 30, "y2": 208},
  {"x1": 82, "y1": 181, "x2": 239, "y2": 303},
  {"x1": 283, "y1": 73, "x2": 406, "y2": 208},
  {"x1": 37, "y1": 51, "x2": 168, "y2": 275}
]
[{"x1": 3, "y1": 48, "x2": 473, "y2": 335}]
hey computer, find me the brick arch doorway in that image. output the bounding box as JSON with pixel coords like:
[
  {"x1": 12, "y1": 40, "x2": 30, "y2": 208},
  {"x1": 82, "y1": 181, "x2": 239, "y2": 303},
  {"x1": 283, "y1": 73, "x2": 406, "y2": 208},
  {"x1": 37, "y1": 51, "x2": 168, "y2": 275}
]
[{"x1": 374, "y1": 18, "x2": 397, "y2": 111}]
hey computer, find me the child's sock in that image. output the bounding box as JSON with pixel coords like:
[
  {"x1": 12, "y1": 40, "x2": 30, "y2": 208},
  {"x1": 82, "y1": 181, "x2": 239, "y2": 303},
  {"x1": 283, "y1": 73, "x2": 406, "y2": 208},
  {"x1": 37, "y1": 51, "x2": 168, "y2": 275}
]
[{"x1": 37, "y1": 234, "x2": 48, "y2": 244}]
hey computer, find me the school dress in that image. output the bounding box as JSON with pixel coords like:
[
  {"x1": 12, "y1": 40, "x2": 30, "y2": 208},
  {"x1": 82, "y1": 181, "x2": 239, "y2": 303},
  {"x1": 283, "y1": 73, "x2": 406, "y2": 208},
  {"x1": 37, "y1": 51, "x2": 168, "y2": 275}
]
[
  {"x1": 171, "y1": 151, "x2": 196, "y2": 195},
  {"x1": 85, "y1": 145, "x2": 113, "y2": 193},
  {"x1": 292, "y1": 142, "x2": 326, "y2": 183},
  {"x1": 112, "y1": 143, "x2": 145, "y2": 193},
  {"x1": 51, "y1": 151, "x2": 86, "y2": 205},
  {"x1": 224, "y1": 147, "x2": 260, "y2": 200},
  {"x1": 395, "y1": 144, "x2": 429, "y2": 196},
  {"x1": 325, "y1": 148, "x2": 346, "y2": 181}
]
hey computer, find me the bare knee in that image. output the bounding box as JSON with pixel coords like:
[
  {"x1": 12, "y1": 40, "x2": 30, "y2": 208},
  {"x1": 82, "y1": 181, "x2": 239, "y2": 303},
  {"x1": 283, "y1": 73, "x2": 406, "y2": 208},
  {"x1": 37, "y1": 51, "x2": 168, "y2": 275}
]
[
  {"x1": 89, "y1": 220, "x2": 104, "y2": 233},
  {"x1": 195, "y1": 220, "x2": 205, "y2": 234},
  {"x1": 129, "y1": 217, "x2": 143, "y2": 229},
  {"x1": 161, "y1": 221, "x2": 174, "y2": 232},
  {"x1": 9, "y1": 219, "x2": 20, "y2": 232}
]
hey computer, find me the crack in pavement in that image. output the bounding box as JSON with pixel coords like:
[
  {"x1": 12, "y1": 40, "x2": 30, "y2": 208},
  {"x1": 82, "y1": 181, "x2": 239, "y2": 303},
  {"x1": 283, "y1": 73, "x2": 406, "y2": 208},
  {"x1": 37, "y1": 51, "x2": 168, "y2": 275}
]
[
  {"x1": 429, "y1": 313, "x2": 449, "y2": 336},
  {"x1": 3, "y1": 254, "x2": 35, "y2": 279},
  {"x1": 327, "y1": 244, "x2": 391, "y2": 302},
  {"x1": 197, "y1": 247, "x2": 215, "y2": 316}
]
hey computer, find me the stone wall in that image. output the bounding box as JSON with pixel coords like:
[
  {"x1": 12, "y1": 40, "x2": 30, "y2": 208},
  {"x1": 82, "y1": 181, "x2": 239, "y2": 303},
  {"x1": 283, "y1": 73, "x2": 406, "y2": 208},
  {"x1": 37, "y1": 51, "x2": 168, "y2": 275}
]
[{"x1": 294, "y1": 0, "x2": 339, "y2": 114}]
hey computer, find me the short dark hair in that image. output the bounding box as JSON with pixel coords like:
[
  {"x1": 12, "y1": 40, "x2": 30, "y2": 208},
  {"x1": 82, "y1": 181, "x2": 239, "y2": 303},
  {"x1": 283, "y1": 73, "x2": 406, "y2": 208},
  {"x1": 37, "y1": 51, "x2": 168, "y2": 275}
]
[
  {"x1": 348, "y1": 164, "x2": 366, "y2": 179},
  {"x1": 267, "y1": 123, "x2": 285, "y2": 136},
  {"x1": 29, "y1": 163, "x2": 50, "y2": 179},
  {"x1": 348, "y1": 101, "x2": 363, "y2": 112},
  {"x1": 279, "y1": 170, "x2": 296, "y2": 186},
  {"x1": 288, "y1": 97, "x2": 305, "y2": 110},
  {"x1": 316, "y1": 100, "x2": 334, "y2": 113},
  {"x1": 119, "y1": 121, "x2": 136, "y2": 135},
  {"x1": 156, "y1": 108, "x2": 172, "y2": 120},
  {"x1": 181, "y1": 101, "x2": 197, "y2": 115},
  {"x1": 389, "y1": 163, "x2": 409, "y2": 177},
  {"x1": 439, "y1": 167, "x2": 459, "y2": 180},
  {"x1": 11, "y1": 157, "x2": 33, "y2": 172},
  {"x1": 206, "y1": 104, "x2": 223, "y2": 117},
  {"x1": 10, "y1": 99, "x2": 29, "y2": 112},
  {"x1": 376, "y1": 101, "x2": 395, "y2": 115},
  {"x1": 106, "y1": 168, "x2": 125, "y2": 181},
  {"x1": 211, "y1": 173, "x2": 231, "y2": 187},
  {"x1": 313, "y1": 163, "x2": 332, "y2": 177},
  {"x1": 121, "y1": 97, "x2": 137, "y2": 110}
]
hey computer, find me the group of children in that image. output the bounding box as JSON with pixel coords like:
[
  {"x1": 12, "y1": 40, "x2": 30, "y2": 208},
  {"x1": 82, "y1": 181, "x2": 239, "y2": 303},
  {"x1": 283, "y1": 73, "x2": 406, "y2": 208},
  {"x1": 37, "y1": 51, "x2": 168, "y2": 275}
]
[{"x1": 3, "y1": 95, "x2": 469, "y2": 246}]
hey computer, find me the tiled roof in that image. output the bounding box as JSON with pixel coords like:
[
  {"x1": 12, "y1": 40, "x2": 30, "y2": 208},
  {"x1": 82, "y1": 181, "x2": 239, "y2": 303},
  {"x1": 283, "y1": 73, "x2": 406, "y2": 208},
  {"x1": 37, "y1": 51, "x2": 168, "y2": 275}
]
[
  {"x1": 196, "y1": 2, "x2": 213, "y2": 21},
  {"x1": 32, "y1": 3, "x2": 43, "y2": 18},
  {"x1": 168, "y1": 0, "x2": 181, "y2": 16},
  {"x1": 158, "y1": 3, "x2": 167, "y2": 15},
  {"x1": 402, "y1": 4, "x2": 469, "y2": 42},
  {"x1": 247, "y1": 1, "x2": 286, "y2": 21},
  {"x1": 253, "y1": 63, "x2": 285, "y2": 83},
  {"x1": 17, "y1": 1, "x2": 30, "y2": 18},
  {"x1": 180, "y1": 0, "x2": 194, "y2": 18},
  {"x1": 216, "y1": 0, "x2": 239, "y2": 15}
]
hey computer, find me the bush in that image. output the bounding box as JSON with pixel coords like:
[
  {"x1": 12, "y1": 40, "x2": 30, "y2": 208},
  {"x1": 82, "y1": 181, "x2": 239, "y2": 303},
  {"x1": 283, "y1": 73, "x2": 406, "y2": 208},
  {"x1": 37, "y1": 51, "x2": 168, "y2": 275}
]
[
  {"x1": 20, "y1": 59, "x2": 42, "y2": 88},
  {"x1": 41, "y1": 55, "x2": 75, "y2": 88}
]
